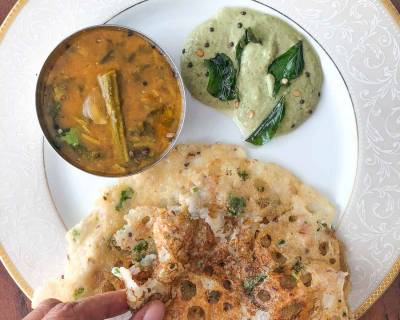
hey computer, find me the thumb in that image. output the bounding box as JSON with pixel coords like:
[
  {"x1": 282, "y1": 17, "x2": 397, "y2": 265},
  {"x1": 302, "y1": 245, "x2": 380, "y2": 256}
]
[{"x1": 131, "y1": 300, "x2": 165, "y2": 320}]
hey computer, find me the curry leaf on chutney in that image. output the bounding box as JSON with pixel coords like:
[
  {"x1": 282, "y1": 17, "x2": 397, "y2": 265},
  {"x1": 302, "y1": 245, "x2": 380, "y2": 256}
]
[
  {"x1": 268, "y1": 41, "x2": 304, "y2": 96},
  {"x1": 204, "y1": 53, "x2": 238, "y2": 101},
  {"x1": 246, "y1": 96, "x2": 285, "y2": 146},
  {"x1": 236, "y1": 27, "x2": 261, "y2": 69}
]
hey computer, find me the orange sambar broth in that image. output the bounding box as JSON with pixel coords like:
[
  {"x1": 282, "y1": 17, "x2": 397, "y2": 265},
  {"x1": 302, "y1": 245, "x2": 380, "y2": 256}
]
[{"x1": 40, "y1": 27, "x2": 182, "y2": 176}]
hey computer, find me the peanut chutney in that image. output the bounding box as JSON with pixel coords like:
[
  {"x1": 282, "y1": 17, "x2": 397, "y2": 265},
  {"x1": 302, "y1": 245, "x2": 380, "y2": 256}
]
[
  {"x1": 181, "y1": 7, "x2": 322, "y2": 142},
  {"x1": 37, "y1": 26, "x2": 183, "y2": 176}
]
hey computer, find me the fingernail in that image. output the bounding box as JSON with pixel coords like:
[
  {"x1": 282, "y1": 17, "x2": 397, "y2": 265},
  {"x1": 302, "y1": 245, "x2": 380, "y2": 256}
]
[{"x1": 143, "y1": 301, "x2": 165, "y2": 320}]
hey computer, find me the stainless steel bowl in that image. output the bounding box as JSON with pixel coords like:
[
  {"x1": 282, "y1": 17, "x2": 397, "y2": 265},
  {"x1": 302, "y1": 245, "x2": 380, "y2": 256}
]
[{"x1": 36, "y1": 25, "x2": 186, "y2": 177}]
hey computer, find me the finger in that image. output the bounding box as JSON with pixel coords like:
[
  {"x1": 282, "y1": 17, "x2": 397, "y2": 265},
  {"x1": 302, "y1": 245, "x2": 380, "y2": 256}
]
[
  {"x1": 43, "y1": 290, "x2": 129, "y2": 320},
  {"x1": 131, "y1": 300, "x2": 165, "y2": 320},
  {"x1": 23, "y1": 298, "x2": 61, "y2": 320}
]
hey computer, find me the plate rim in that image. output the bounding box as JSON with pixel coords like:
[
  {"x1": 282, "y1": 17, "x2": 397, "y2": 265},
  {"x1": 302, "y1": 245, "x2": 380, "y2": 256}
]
[{"x1": 0, "y1": 0, "x2": 399, "y2": 318}]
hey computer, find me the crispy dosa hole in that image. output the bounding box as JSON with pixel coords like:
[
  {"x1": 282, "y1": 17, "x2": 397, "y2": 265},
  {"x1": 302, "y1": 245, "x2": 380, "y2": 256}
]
[
  {"x1": 203, "y1": 265, "x2": 214, "y2": 275},
  {"x1": 280, "y1": 302, "x2": 303, "y2": 320},
  {"x1": 280, "y1": 275, "x2": 297, "y2": 290},
  {"x1": 260, "y1": 234, "x2": 272, "y2": 248},
  {"x1": 319, "y1": 241, "x2": 329, "y2": 256},
  {"x1": 300, "y1": 272, "x2": 312, "y2": 287},
  {"x1": 222, "y1": 279, "x2": 232, "y2": 291},
  {"x1": 223, "y1": 302, "x2": 232, "y2": 312},
  {"x1": 141, "y1": 216, "x2": 151, "y2": 224},
  {"x1": 206, "y1": 290, "x2": 221, "y2": 304},
  {"x1": 168, "y1": 263, "x2": 177, "y2": 270},
  {"x1": 187, "y1": 306, "x2": 205, "y2": 319},
  {"x1": 180, "y1": 280, "x2": 197, "y2": 301},
  {"x1": 272, "y1": 251, "x2": 287, "y2": 264},
  {"x1": 257, "y1": 289, "x2": 271, "y2": 302}
]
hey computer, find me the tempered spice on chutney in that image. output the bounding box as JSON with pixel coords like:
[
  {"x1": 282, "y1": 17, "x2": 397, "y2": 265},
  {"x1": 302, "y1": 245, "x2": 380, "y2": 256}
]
[{"x1": 37, "y1": 26, "x2": 183, "y2": 176}]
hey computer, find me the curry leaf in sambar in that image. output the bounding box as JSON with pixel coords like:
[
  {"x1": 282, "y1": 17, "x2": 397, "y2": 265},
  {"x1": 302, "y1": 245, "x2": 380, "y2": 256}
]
[
  {"x1": 204, "y1": 53, "x2": 238, "y2": 101},
  {"x1": 246, "y1": 96, "x2": 285, "y2": 146},
  {"x1": 59, "y1": 128, "x2": 80, "y2": 148},
  {"x1": 268, "y1": 41, "x2": 304, "y2": 96},
  {"x1": 49, "y1": 102, "x2": 61, "y2": 119}
]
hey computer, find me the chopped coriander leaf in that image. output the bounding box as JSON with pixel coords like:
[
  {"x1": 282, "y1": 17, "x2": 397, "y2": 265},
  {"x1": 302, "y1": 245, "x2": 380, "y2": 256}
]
[
  {"x1": 192, "y1": 186, "x2": 200, "y2": 193},
  {"x1": 292, "y1": 259, "x2": 303, "y2": 274},
  {"x1": 49, "y1": 102, "x2": 61, "y2": 119},
  {"x1": 133, "y1": 239, "x2": 148, "y2": 262},
  {"x1": 227, "y1": 194, "x2": 246, "y2": 216},
  {"x1": 133, "y1": 239, "x2": 148, "y2": 253},
  {"x1": 237, "y1": 169, "x2": 249, "y2": 181},
  {"x1": 111, "y1": 267, "x2": 121, "y2": 277},
  {"x1": 115, "y1": 187, "x2": 134, "y2": 211},
  {"x1": 73, "y1": 287, "x2": 85, "y2": 300},
  {"x1": 134, "y1": 253, "x2": 145, "y2": 263},
  {"x1": 243, "y1": 274, "x2": 266, "y2": 295},
  {"x1": 277, "y1": 239, "x2": 286, "y2": 246},
  {"x1": 59, "y1": 128, "x2": 80, "y2": 148},
  {"x1": 71, "y1": 228, "x2": 80, "y2": 241}
]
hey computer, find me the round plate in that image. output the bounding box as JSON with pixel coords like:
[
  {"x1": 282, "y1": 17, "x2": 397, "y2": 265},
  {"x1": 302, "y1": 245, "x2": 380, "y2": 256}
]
[{"x1": 0, "y1": 0, "x2": 399, "y2": 318}]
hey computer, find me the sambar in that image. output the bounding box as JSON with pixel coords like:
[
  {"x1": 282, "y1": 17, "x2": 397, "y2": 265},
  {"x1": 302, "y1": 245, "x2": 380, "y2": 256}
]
[{"x1": 36, "y1": 26, "x2": 184, "y2": 176}]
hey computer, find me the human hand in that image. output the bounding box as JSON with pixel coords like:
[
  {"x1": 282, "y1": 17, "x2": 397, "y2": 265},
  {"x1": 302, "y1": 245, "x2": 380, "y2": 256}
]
[{"x1": 23, "y1": 290, "x2": 165, "y2": 320}]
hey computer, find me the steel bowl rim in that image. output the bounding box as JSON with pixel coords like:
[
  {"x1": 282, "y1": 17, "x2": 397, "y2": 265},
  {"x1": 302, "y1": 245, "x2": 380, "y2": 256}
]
[{"x1": 36, "y1": 24, "x2": 186, "y2": 178}]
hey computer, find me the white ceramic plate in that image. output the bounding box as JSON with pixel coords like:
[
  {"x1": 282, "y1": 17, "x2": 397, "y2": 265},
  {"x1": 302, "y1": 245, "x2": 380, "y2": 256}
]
[{"x1": 0, "y1": 0, "x2": 399, "y2": 318}]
